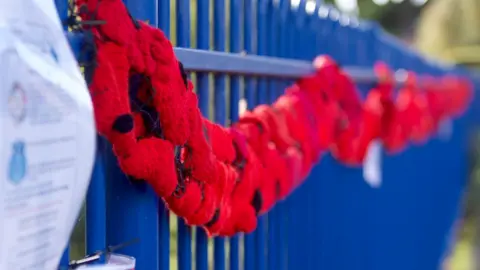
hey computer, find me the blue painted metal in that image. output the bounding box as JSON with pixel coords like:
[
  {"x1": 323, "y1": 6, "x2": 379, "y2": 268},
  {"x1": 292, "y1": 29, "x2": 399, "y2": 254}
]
[
  {"x1": 96, "y1": 1, "x2": 162, "y2": 269},
  {"x1": 267, "y1": 1, "x2": 279, "y2": 270},
  {"x1": 56, "y1": 0, "x2": 70, "y2": 266},
  {"x1": 55, "y1": 0, "x2": 480, "y2": 270},
  {"x1": 60, "y1": 249, "x2": 69, "y2": 268},
  {"x1": 158, "y1": 0, "x2": 170, "y2": 38},
  {"x1": 86, "y1": 144, "x2": 106, "y2": 261},
  {"x1": 174, "y1": 48, "x2": 379, "y2": 82},
  {"x1": 255, "y1": 2, "x2": 269, "y2": 269},
  {"x1": 213, "y1": 0, "x2": 227, "y2": 269},
  {"x1": 243, "y1": 0, "x2": 256, "y2": 269},
  {"x1": 157, "y1": 3, "x2": 171, "y2": 270},
  {"x1": 228, "y1": 1, "x2": 242, "y2": 269},
  {"x1": 195, "y1": 1, "x2": 210, "y2": 270},
  {"x1": 175, "y1": 2, "x2": 193, "y2": 270}
]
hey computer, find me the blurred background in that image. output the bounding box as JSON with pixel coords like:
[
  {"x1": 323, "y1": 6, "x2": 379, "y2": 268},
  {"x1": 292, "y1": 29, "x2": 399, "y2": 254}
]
[
  {"x1": 320, "y1": 0, "x2": 480, "y2": 268},
  {"x1": 67, "y1": 0, "x2": 480, "y2": 269}
]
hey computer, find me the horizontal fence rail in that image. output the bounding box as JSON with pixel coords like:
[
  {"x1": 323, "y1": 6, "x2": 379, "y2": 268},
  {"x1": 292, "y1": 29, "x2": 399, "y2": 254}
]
[{"x1": 56, "y1": 0, "x2": 480, "y2": 270}]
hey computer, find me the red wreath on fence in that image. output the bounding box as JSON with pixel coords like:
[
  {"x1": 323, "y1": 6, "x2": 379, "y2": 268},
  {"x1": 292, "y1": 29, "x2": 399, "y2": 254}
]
[{"x1": 74, "y1": 0, "x2": 473, "y2": 237}]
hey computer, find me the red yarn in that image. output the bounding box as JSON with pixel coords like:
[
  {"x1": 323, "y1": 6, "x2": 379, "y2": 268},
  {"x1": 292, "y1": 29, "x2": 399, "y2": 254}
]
[
  {"x1": 204, "y1": 162, "x2": 237, "y2": 236},
  {"x1": 273, "y1": 94, "x2": 317, "y2": 178},
  {"x1": 118, "y1": 138, "x2": 177, "y2": 197},
  {"x1": 165, "y1": 179, "x2": 203, "y2": 218},
  {"x1": 356, "y1": 62, "x2": 397, "y2": 160},
  {"x1": 185, "y1": 182, "x2": 218, "y2": 226},
  {"x1": 182, "y1": 92, "x2": 217, "y2": 185},
  {"x1": 204, "y1": 119, "x2": 236, "y2": 163},
  {"x1": 78, "y1": 0, "x2": 472, "y2": 238},
  {"x1": 148, "y1": 26, "x2": 191, "y2": 145},
  {"x1": 396, "y1": 72, "x2": 433, "y2": 144},
  {"x1": 330, "y1": 71, "x2": 363, "y2": 166}
]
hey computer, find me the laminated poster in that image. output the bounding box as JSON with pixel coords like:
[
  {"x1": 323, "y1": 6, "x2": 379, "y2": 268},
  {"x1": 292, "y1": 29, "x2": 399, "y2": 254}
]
[{"x1": 0, "y1": 0, "x2": 96, "y2": 269}]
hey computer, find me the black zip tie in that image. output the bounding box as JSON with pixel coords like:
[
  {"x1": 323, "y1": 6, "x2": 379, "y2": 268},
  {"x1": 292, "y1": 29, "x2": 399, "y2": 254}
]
[
  {"x1": 178, "y1": 61, "x2": 189, "y2": 88},
  {"x1": 64, "y1": 2, "x2": 106, "y2": 31},
  {"x1": 232, "y1": 141, "x2": 247, "y2": 171},
  {"x1": 204, "y1": 208, "x2": 221, "y2": 228},
  {"x1": 126, "y1": 8, "x2": 141, "y2": 30},
  {"x1": 172, "y1": 145, "x2": 187, "y2": 198},
  {"x1": 67, "y1": 238, "x2": 140, "y2": 269}
]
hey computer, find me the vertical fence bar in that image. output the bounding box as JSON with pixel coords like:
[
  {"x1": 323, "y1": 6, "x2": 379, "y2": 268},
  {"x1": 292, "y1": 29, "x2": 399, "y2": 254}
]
[
  {"x1": 157, "y1": 3, "x2": 171, "y2": 269},
  {"x1": 243, "y1": 0, "x2": 256, "y2": 269},
  {"x1": 310, "y1": 5, "x2": 323, "y2": 269},
  {"x1": 56, "y1": 0, "x2": 70, "y2": 266},
  {"x1": 159, "y1": 0, "x2": 170, "y2": 36},
  {"x1": 229, "y1": 0, "x2": 242, "y2": 268},
  {"x1": 313, "y1": 10, "x2": 324, "y2": 270},
  {"x1": 60, "y1": 249, "x2": 70, "y2": 268},
  {"x1": 285, "y1": 2, "x2": 299, "y2": 269},
  {"x1": 277, "y1": 2, "x2": 290, "y2": 269},
  {"x1": 255, "y1": 1, "x2": 269, "y2": 270},
  {"x1": 55, "y1": 0, "x2": 68, "y2": 29},
  {"x1": 294, "y1": 2, "x2": 308, "y2": 268},
  {"x1": 176, "y1": 1, "x2": 193, "y2": 270},
  {"x1": 195, "y1": 0, "x2": 210, "y2": 270},
  {"x1": 103, "y1": 1, "x2": 160, "y2": 270},
  {"x1": 267, "y1": 1, "x2": 279, "y2": 269},
  {"x1": 303, "y1": 4, "x2": 315, "y2": 270},
  {"x1": 213, "y1": 0, "x2": 227, "y2": 269},
  {"x1": 86, "y1": 146, "x2": 106, "y2": 259},
  {"x1": 243, "y1": 0, "x2": 257, "y2": 109}
]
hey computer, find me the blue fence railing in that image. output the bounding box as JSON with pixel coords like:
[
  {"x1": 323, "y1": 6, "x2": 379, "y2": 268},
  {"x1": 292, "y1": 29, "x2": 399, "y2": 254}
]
[{"x1": 56, "y1": 0, "x2": 480, "y2": 270}]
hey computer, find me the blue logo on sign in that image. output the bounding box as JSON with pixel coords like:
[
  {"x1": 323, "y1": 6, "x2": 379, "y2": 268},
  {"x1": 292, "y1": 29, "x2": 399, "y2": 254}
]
[{"x1": 8, "y1": 141, "x2": 27, "y2": 184}]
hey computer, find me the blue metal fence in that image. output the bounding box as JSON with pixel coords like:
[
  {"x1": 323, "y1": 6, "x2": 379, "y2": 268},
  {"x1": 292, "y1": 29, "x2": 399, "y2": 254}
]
[{"x1": 56, "y1": 0, "x2": 480, "y2": 269}]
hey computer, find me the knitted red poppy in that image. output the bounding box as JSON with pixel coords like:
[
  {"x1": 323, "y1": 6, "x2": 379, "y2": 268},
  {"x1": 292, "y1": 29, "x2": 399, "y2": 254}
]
[
  {"x1": 396, "y1": 72, "x2": 434, "y2": 144},
  {"x1": 273, "y1": 93, "x2": 317, "y2": 178},
  {"x1": 355, "y1": 62, "x2": 398, "y2": 160},
  {"x1": 329, "y1": 71, "x2": 364, "y2": 166}
]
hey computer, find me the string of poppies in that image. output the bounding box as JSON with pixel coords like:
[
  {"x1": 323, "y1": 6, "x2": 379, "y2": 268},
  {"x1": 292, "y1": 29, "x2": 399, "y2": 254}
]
[{"x1": 74, "y1": 0, "x2": 472, "y2": 237}]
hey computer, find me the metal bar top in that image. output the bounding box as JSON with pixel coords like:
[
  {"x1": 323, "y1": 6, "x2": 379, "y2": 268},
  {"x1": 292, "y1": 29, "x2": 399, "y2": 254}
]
[
  {"x1": 67, "y1": 33, "x2": 412, "y2": 84},
  {"x1": 174, "y1": 47, "x2": 380, "y2": 83}
]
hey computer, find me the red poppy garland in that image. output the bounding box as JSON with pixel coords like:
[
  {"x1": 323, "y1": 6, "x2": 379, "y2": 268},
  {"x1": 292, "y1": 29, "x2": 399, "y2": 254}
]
[{"x1": 75, "y1": 0, "x2": 473, "y2": 237}]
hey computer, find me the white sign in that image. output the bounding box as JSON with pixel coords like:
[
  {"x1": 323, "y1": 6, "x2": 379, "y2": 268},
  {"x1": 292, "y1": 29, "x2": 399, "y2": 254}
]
[{"x1": 0, "y1": 1, "x2": 96, "y2": 269}]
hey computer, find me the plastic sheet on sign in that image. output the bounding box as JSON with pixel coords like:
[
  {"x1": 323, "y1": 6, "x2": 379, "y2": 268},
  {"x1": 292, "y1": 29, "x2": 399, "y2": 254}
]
[
  {"x1": 77, "y1": 254, "x2": 136, "y2": 270},
  {"x1": 0, "y1": 1, "x2": 96, "y2": 270}
]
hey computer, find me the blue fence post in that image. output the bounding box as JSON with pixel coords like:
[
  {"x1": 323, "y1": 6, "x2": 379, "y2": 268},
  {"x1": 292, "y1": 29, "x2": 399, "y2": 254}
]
[
  {"x1": 56, "y1": 0, "x2": 70, "y2": 267},
  {"x1": 175, "y1": 1, "x2": 193, "y2": 270},
  {"x1": 277, "y1": 2, "x2": 291, "y2": 270},
  {"x1": 195, "y1": 0, "x2": 211, "y2": 270},
  {"x1": 157, "y1": 2, "x2": 171, "y2": 270},
  {"x1": 229, "y1": 0, "x2": 243, "y2": 268},
  {"x1": 86, "y1": 144, "x2": 106, "y2": 260},
  {"x1": 267, "y1": 1, "x2": 280, "y2": 270},
  {"x1": 99, "y1": 0, "x2": 161, "y2": 269},
  {"x1": 254, "y1": 1, "x2": 269, "y2": 270},
  {"x1": 213, "y1": 0, "x2": 228, "y2": 269},
  {"x1": 243, "y1": 0, "x2": 257, "y2": 269},
  {"x1": 285, "y1": 1, "x2": 300, "y2": 269}
]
